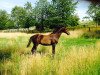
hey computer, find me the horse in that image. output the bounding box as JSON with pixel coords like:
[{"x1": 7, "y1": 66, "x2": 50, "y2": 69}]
[{"x1": 27, "y1": 27, "x2": 70, "y2": 56}]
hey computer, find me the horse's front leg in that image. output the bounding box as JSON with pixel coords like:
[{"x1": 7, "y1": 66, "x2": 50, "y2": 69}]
[
  {"x1": 52, "y1": 44, "x2": 56, "y2": 57},
  {"x1": 31, "y1": 44, "x2": 38, "y2": 54}
]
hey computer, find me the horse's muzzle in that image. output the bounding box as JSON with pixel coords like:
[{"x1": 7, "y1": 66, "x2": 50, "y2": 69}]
[{"x1": 66, "y1": 32, "x2": 70, "y2": 35}]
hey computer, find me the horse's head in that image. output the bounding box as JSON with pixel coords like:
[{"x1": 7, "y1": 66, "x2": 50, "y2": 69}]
[{"x1": 60, "y1": 27, "x2": 70, "y2": 35}]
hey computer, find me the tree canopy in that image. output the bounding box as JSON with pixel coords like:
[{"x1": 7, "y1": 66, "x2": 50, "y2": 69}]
[
  {"x1": 0, "y1": 10, "x2": 9, "y2": 29},
  {"x1": 0, "y1": 0, "x2": 79, "y2": 31}
]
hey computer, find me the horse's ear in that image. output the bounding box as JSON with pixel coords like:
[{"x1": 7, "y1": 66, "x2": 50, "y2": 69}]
[
  {"x1": 60, "y1": 27, "x2": 64, "y2": 29},
  {"x1": 61, "y1": 27, "x2": 66, "y2": 29}
]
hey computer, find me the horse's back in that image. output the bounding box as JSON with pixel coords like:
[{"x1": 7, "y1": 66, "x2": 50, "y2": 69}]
[
  {"x1": 30, "y1": 34, "x2": 39, "y2": 42},
  {"x1": 31, "y1": 34, "x2": 44, "y2": 44}
]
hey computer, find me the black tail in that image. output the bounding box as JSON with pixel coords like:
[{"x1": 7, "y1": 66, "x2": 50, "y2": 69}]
[{"x1": 27, "y1": 37, "x2": 32, "y2": 47}]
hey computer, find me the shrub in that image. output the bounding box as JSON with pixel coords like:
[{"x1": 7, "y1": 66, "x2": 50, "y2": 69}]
[{"x1": 82, "y1": 30, "x2": 100, "y2": 38}]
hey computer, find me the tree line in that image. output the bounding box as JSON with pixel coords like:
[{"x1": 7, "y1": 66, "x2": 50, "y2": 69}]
[
  {"x1": 0, "y1": 0, "x2": 99, "y2": 31},
  {"x1": 0, "y1": 0, "x2": 79, "y2": 31}
]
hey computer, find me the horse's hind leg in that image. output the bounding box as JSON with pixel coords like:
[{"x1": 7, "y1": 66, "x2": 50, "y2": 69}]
[
  {"x1": 52, "y1": 44, "x2": 56, "y2": 57},
  {"x1": 31, "y1": 44, "x2": 38, "y2": 54}
]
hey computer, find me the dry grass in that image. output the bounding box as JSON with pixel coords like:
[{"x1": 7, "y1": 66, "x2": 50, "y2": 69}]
[
  {"x1": 62, "y1": 30, "x2": 85, "y2": 38},
  {"x1": 0, "y1": 30, "x2": 84, "y2": 39},
  {"x1": 0, "y1": 32, "x2": 30, "y2": 39},
  {"x1": 0, "y1": 30, "x2": 100, "y2": 75},
  {"x1": 18, "y1": 43, "x2": 100, "y2": 75}
]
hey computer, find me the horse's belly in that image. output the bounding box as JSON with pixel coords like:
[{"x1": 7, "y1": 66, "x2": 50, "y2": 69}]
[{"x1": 40, "y1": 37, "x2": 51, "y2": 45}]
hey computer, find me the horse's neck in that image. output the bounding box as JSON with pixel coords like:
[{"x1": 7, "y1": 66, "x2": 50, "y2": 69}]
[
  {"x1": 52, "y1": 32, "x2": 62, "y2": 39},
  {"x1": 51, "y1": 30, "x2": 62, "y2": 39},
  {"x1": 51, "y1": 29, "x2": 62, "y2": 39}
]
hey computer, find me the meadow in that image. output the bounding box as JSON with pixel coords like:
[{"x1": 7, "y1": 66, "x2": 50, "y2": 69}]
[{"x1": 0, "y1": 30, "x2": 100, "y2": 75}]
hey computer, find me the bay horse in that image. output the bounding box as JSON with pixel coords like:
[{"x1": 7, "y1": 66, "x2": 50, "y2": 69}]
[{"x1": 27, "y1": 27, "x2": 70, "y2": 56}]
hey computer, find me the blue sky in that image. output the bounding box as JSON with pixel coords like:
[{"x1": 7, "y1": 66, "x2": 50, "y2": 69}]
[
  {"x1": 0, "y1": 0, "x2": 90, "y2": 20},
  {"x1": 76, "y1": 0, "x2": 90, "y2": 20}
]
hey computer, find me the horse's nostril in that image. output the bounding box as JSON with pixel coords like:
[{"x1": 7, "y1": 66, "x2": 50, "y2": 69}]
[{"x1": 67, "y1": 32, "x2": 70, "y2": 35}]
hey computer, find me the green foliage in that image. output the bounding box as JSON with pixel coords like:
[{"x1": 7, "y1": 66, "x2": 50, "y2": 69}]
[
  {"x1": 34, "y1": 0, "x2": 78, "y2": 30},
  {"x1": 82, "y1": 30, "x2": 100, "y2": 38},
  {"x1": 34, "y1": 0, "x2": 50, "y2": 30},
  {"x1": 0, "y1": 10, "x2": 8, "y2": 30},
  {"x1": 44, "y1": 17, "x2": 65, "y2": 29},
  {"x1": 0, "y1": 0, "x2": 79, "y2": 30},
  {"x1": 11, "y1": 2, "x2": 37, "y2": 29},
  {"x1": 67, "y1": 15, "x2": 79, "y2": 26},
  {"x1": 24, "y1": 2, "x2": 36, "y2": 29},
  {"x1": 87, "y1": 4, "x2": 100, "y2": 25},
  {"x1": 50, "y1": 0, "x2": 78, "y2": 28},
  {"x1": 11, "y1": 6, "x2": 27, "y2": 28},
  {"x1": 5, "y1": 19, "x2": 15, "y2": 29}
]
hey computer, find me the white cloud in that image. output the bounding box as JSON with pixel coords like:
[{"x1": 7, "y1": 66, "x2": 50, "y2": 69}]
[{"x1": 75, "y1": 1, "x2": 90, "y2": 20}]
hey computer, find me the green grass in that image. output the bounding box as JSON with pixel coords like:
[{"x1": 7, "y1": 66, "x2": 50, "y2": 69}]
[
  {"x1": 60, "y1": 36, "x2": 97, "y2": 46},
  {"x1": 0, "y1": 32, "x2": 100, "y2": 75}
]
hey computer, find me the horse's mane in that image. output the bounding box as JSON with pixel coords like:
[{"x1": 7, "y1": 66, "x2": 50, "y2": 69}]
[
  {"x1": 52, "y1": 28, "x2": 60, "y2": 33},
  {"x1": 51, "y1": 27, "x2": 65, "y2": 34}
]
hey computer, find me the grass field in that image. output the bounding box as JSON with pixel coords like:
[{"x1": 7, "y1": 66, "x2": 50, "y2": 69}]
[{"x1": 0, "y1": 30, "x2": 100, "y2": 75}]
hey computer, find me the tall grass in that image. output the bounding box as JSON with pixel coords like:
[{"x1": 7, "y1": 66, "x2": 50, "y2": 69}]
[{"x1": 0, "y1": 31, "x2": 100, "y2": 75}]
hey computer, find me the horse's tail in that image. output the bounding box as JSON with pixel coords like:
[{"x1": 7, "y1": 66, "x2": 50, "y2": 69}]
[
  {"x1": 27, "y1": 37, "x2": 32, "y2": 47},
  {"x1": 27, "y1": 34, "x2": 39, "y2": 48}
]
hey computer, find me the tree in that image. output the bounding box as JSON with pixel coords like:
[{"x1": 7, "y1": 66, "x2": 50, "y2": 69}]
[
  {"x1": 24, "y1": 2, "x2": 36, "y2": 29},
  {"x1": 87, "y1": 4, "x2": 100, "y2": 26},
  {"x1": 51, "y1": 0, "x2": 77, "y2": 26},
  {"x1": 47, "y1": 0, "x2": 78, "y2": 28},
  {"x1": 34, "y1": 0, "x2": 50, "y2": 31},
  {"x1": 68, "y1": 15, "x2": 79, "y2": 26},
  {"x1": 34, "y1": 0, "x2": 78, "y2": 31},
  {"x1": 11, "y1": 6, "x2": 27, "y2": 29},
  {"x1": 0, "y1": 10, "x2": 8, "y2": 30},
  {"x1": 5, "y1": 19, "x2": 14, "y2": 29}
]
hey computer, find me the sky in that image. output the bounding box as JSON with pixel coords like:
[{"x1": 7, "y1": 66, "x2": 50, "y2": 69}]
[
  {"x1": 0, "y1": 0, "x2": 90, "y2": 21},
  {"x1": 76, "y1": 0, "x2": 90, "y2": 20}
]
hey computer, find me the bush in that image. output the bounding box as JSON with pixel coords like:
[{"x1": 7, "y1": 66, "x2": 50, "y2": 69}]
[{"x1": 82, "y1": 30, "x2": 100, "y2": 38}]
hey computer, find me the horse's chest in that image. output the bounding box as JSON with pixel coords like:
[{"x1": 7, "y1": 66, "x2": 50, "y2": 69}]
[{"x1": 51, "y1": 37, "x2": 58, "y2": 44}]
